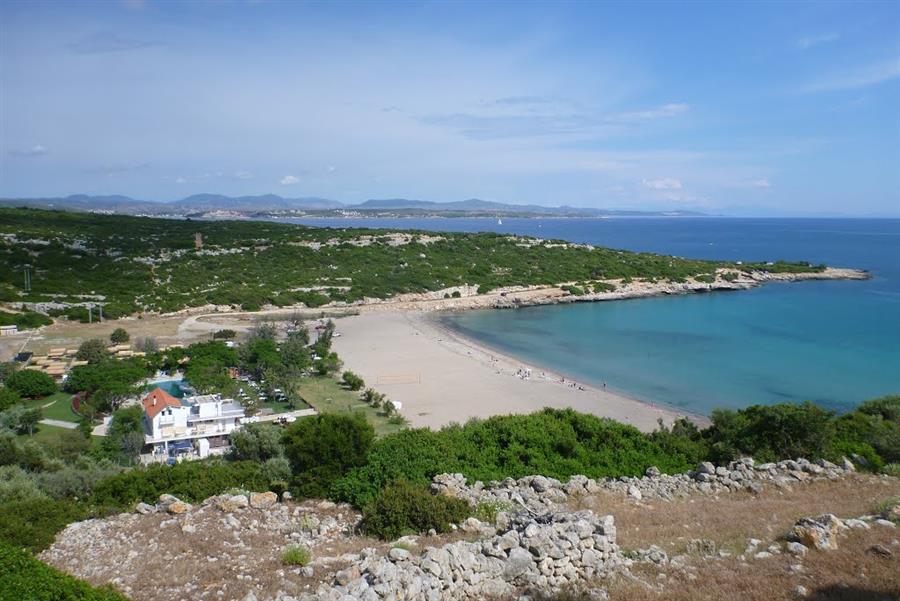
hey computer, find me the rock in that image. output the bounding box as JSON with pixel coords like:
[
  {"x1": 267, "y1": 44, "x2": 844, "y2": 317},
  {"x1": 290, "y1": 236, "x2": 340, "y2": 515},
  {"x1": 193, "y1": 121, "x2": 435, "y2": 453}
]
[
  {"x1": 881, "y1": 503, "x2": 900, "y2": 522},
  {"x1": 249, "y1": 491, "x2": 278, "y2": 509},
  {"x1": 167, "y1": 501, "x2": 191, "y2": 515},
  {"x1": 788, "y1": 514, "x2": 844, "y2": 551},
  {"x1": 135, "y1": 502, "x2": 156, "y2": 515},
  {"x1": 844, "y1": 518, "x2": 870, "y2": 530},
  {"x1": 786, "y1": 542, "x2": 808, "y2": 557},
  {"x1": 697, "y1": 461, "x2": 715, "y2": 475},
  {"x1": 841, "y1": 457, "x2": 855, "y2": 471},
  {"x1": 503, "y1": 547, "x2": 535, "y2": 581},
  {"x1": 793, "y1": 585, "x2": 808, "y2": 598},
  {"x1": 530, "y1": 476, "x2": 551, "y2": 493},
  {"x1": 389, "y1": 547, "x2": 411, "y2": 562},
  {"x1": 867, "y1": 544, "x2": 892, "y2": 557},
  {"x1": 754, "y1": 551, "x2": 773, "y2": 559},
  {"x1": 334, "y1": 566, "x2": 360, "y2": 586},
  {"x1": 645, "y1": 466, "x2": 661, "y2": 478},
  {"x1": 217, "y1": 495, "x2": 249, "y2": 512},
  {"x1": 282, "y1": 491, "x2": 293, "y2": 501},
  {"x1": 626, "y1": 485, "x2": 642, "y2": 501},
  {"x1": 874, "y1": 519, "x2": 897, "y2": 528},
  {"x1": 686, "y1": 539, "x2": 716, "y2": 557}
]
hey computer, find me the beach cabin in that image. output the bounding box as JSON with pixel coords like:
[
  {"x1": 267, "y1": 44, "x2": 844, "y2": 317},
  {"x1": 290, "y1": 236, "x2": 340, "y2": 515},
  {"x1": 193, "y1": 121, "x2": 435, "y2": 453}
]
[{"x1": 141, "y1": 387, "x2": 246, "y2": 461}]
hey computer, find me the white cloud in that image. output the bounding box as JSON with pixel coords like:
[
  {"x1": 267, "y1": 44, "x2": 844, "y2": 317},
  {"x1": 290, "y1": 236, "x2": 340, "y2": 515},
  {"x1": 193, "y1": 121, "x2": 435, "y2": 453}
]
[
  {"x1": 175, "y1": 177, "x2": 187, "y2": 184},
  {"x1": 9, "y1": 144, "x2": 48, "y2": 157},
  {"x1": 642, "y1": 177, "x2": 682, "y2": 190},
  {"x1": 800, "y1": 57, "x2": 900, "y2": 93},
  {"x1": 612, "y1": 103, "x2": 689, "y2": 122},
  {"x1": 280, "y1": 175, "x2": 300, "y2": 185},
  {"x1": 233, "y1": 170, "x2": 254, "y2": 180},
  {"x1": 796, "y1": 33, "x2": 840, "y2": 50},
  {"x1": 750, "y1": 178, "x2": 771, "y2": 188}
]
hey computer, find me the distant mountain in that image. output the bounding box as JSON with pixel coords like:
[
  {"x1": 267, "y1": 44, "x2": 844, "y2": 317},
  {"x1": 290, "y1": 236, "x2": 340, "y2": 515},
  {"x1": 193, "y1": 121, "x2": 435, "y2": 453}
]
[{"x1": 0, "y1": 193, "x2": 706, "y2": 217}]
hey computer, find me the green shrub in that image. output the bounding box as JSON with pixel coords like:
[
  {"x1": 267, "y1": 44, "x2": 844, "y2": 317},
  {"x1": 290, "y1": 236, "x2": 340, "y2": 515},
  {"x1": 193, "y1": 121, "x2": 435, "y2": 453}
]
[
  {"x1": 873, "y1": 497, "x2": 900, "y2": 524},
  {"x1": 0, "y1": 540, "x2": 129, "y2": 600},
  {"x1": 473, "y1": 499, "x2": 515, "y2": 524},
  {"x1": 341, "y1": 370, "x2": 365, "y2": 391},
  {"x1": 829, "y1": 440, "x2": 884, "y2": 472},
  {"x1": 705, "y1": 402, "x2": 834, "y2": 463},
  {"x1": 109, "y1": 328, "x2": 130, "y2": 344},
  {"x1": 0, "y1": 498, "x2": 90, "y2": 552},
  {"x1": 0, "y1": 386, "x2": 21, "y2": 411},
  {"x1": 5, "y1": 370, "x2": 56, "y2": 398},
  {"x1": 882, "y1": 463, "x2": 900, "y2": 477},
  {"x1": 284, "y1": 413, "x2": 374, "y2": 498},
  {"x1": 90, "y1": 460, "x2": 269, "y2": 510},
  {"x1": 281, "y1": 544, "x2": 312, "y2": 566},
  {"x1": 333, "y1": 409, "x2": 696, "y2": 509},
  {"x1": 75, "y1": 339, "x2": 110, "y2": 364},
  {"x1": 361, "y1": 479, "x2": 471, "y2": 540}
]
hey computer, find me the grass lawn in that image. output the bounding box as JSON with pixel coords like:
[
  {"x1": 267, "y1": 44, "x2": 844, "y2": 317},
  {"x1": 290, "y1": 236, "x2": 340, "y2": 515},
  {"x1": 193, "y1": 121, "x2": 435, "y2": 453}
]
[
  {"x1": 293, "y1": 376, "x2": 406, "y2": 437},
  {"x1": 21, "y1": 392, "x2": 80, "y2": 423}
]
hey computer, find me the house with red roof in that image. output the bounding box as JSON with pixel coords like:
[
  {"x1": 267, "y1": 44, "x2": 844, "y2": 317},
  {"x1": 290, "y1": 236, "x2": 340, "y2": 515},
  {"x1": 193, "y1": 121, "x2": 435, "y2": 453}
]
[{"x1": 141, "y1": 386, "x2": 245, "y2": 460}]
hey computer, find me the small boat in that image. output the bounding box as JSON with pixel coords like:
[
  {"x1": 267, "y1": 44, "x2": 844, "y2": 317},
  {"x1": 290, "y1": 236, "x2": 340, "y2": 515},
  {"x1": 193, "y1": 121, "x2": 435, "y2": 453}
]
[{"x1": 497, "y1": 218, "x2": 503, "y2": 225}]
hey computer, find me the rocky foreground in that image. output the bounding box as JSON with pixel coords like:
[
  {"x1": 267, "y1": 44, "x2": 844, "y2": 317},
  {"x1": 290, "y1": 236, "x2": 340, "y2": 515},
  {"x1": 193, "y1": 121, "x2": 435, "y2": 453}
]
[{"x1": 40, "y1": 458, "x2": 899, "y2": 601}]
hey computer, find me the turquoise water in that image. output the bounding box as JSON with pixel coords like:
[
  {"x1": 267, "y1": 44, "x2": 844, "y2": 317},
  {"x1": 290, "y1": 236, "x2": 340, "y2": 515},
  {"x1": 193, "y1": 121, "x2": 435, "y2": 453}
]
[{"x1": 287, "y1": 216, "x2": 900, "y2": 414}]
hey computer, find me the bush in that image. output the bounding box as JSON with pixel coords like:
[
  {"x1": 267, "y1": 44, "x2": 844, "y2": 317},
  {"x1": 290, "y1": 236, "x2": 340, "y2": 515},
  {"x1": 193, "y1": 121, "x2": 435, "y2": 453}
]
[
  {"x1": 361, "y1": 479, "x2": 471, "y2": 540},
  {"x1": 281, "y1": 544, "x2": 312, "y2": 566},
  {"x1": 109, "y1": 328, "x2": 129, "y2": 344},
  {"x1": 333, "y1": 409, "x2": 696, "y2": 509},
  {"x1": 705, "y1": 402, "x2": 834, "y2": 463},
  {"x1": 5, "y1": 369, "x2": 56, "y2": 398},
  {"x1": 0, "y1": 386, "x2": 20, "y2": 411},
  {"x1": 75, "y1": 339, "x2": 110, "y2": 364},
  {"x1": 0, "y1": 498, "x2": 90, "y2": 552},
  {"x1": 90, "y1": 460, "x2": 269, "y2": 510},
  {"x1": 283, "y1": 413, "x2": 374, "y2": 498},
  {"x1": 213, "y1": 329, "x2": 237, "y2": 340},
  {"x1": 230, "y1": 423, "x2": 285, "y2": 463},
  {"x1": 341, "y1": 370, "x2": 365, "y2": 391},
  {"x1": 0, "y1": 540, "x2": 129, "y2": 600}
]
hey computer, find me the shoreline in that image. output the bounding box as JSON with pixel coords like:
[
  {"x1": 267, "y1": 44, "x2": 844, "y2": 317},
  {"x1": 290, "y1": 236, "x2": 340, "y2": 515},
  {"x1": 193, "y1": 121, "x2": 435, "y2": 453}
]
[
  {"x1": 424, "y1": 311, "x2": 711, "y2": 427},
  {"x1": 330, "y1": 311, "x2": 703, "y2": 433}
]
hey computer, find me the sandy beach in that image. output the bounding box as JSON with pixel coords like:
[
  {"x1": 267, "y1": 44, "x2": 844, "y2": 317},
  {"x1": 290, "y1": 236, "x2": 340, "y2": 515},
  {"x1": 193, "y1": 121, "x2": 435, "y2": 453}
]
[{"x1": 331, "y1": 311, "x2": 700, "y2": 432}]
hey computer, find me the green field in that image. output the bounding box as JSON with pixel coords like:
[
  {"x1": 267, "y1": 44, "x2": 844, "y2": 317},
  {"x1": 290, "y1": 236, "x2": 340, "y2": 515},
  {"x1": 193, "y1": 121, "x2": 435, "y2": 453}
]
[
  {"x1": 22, "y1": 392, "x2": 78, "y2": 423},
  {"x1": 294, "y1": 376, "x2": 405, "y2": 437}
]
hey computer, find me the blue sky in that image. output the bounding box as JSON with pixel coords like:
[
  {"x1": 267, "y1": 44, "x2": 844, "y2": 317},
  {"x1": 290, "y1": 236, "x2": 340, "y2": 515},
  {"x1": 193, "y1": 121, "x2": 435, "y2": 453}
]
[{"x1": 1, "y1": 0, "x2": 898, "y2": 216}]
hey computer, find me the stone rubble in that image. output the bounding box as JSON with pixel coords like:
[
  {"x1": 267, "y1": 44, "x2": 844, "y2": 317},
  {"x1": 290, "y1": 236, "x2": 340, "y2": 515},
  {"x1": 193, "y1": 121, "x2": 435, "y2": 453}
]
[{"x1": 431, "y1": 457, "x2": 856, "y2": 512}]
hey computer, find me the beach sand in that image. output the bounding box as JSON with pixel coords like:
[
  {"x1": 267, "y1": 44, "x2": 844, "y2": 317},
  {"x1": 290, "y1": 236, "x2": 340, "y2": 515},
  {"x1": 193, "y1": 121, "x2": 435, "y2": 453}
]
[{"x1": 331, "y1": 311, "x2": 700, "y2": 433}]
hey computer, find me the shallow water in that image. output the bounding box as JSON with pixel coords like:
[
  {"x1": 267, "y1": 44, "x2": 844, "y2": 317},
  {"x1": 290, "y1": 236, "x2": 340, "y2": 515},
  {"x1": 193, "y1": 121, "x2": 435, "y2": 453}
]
[{"x1": 286, "y1": 217, "x2": 900, "y2": 413}]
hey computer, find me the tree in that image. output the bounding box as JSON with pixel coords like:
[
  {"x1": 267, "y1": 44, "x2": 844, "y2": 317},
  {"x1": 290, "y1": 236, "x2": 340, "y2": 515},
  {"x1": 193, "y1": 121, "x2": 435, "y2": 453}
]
[
  {"x1": 283, "y1": 413, "x2": 374, "y2": 497},
  {"x1": 341, "y1": 371, "x2": 365, "y2": 391},
  {"x1": 212, "y1": 329, "x2": 237, "y2": 340},
  {"x1": 0, "y1": 405, "x2": 42, "y2": 436},
  {"x1": 0, "y1": 388, "x2": 20, "y2": 411},
  {"x1": 100, "y1": 406, "x2": 145, "y2": 463},
  {"x1": 250, "y1": 321, "x2": 278, "y2": 340},
  {"x1": 5, "y1": 370, "x2": 56, "y2": 399},
  {"x1": 75, "y1": 339, "x2": 109, "y2": 364},
  {"x1": 109, "y1": 328, "x2": 130, "y2": 344},
  {"x1": 230, "y1": 423, "x2": 285, "y2": 462},
  {"x1": 135, "y1": 336, "x2": 159, "y2": 353},
  {"x1": 314, "y1": 352, "x2": 342, "y2": 376}
]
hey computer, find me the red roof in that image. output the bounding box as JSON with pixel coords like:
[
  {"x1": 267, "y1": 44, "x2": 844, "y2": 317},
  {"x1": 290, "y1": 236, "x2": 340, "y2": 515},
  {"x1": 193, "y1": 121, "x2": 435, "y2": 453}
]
[{"x1": 142, "y1": 387, "x2": 182, "y2": 419}]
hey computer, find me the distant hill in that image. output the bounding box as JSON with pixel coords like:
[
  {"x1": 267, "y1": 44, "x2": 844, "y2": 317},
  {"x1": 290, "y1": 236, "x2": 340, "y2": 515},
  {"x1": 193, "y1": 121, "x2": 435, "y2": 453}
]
[{"x1": 0, "y1": 194, "x2": 706, "y2": 217}]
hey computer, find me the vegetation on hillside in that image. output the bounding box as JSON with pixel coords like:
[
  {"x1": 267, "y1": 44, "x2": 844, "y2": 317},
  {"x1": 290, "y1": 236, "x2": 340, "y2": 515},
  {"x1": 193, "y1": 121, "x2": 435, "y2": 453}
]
[{"x1": 0, "y1": 208, "x2": 824, "y2": 316}]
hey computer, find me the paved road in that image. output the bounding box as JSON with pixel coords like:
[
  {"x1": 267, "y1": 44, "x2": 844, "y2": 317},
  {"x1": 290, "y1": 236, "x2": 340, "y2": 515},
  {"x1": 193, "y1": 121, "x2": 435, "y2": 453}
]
[{"x1": 39, "y1": 419, "x2": 79, "y2": 429}]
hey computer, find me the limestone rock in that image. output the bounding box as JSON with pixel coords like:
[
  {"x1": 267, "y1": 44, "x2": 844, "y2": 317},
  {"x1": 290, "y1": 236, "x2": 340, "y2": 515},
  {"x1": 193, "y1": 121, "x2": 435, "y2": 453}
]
[{"x1": 250, "y1": 491, "x2": 278, "y2": 509}]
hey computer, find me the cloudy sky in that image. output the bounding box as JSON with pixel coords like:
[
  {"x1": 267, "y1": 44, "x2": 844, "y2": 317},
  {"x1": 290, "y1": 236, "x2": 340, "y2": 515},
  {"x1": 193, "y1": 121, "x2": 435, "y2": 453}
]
[{"x1": 1, "y1": 0, "x2": 898, "y2": 215}]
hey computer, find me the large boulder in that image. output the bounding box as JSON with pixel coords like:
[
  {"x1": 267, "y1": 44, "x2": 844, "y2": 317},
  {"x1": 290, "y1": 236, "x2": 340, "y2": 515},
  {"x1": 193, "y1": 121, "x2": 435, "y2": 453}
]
[
  {"x1": 249, "y1": 491, "x2": 278, "y2": 509},
  {"x1": 788, "y1": 514, "x2": 845, "y2": 551},
  {"x1": 216, "y1": 494, "x2": 249, "y2": 512}
]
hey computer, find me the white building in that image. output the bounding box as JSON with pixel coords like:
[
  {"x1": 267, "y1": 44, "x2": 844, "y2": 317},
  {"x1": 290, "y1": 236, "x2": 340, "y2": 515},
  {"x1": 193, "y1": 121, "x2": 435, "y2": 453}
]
[{"x1": 142, "y1": 387, "x2": 246, "y2": 460}]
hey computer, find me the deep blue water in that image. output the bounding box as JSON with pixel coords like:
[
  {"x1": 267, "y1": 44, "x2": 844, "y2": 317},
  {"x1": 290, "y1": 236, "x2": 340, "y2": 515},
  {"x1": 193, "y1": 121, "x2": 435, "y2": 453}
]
[{"x1": 284, "y1": 217, "x2": 900, "y2": 414}]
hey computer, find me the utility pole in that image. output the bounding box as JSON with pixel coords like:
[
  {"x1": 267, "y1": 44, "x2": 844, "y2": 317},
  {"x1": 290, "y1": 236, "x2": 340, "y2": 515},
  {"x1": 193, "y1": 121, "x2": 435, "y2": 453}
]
[
  {"x1": 88, "y1": 304, "x2": 92, "y2": 324},
  {"x1": 23, "y1": 267, "x2": 32, "y2": 293}
]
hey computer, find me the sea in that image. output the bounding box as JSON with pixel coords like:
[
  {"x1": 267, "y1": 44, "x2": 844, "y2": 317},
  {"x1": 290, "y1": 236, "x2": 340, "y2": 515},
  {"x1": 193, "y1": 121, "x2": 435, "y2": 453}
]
[{"x1": 283, "y1": 216, "x2": 900, "y2": 415}]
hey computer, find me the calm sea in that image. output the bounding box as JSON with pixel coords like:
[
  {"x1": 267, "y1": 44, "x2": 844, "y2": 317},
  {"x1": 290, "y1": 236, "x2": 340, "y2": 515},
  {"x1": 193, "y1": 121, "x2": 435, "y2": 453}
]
[{"x1": 285, "y1": 217, "x2": 900, "y2": 414}]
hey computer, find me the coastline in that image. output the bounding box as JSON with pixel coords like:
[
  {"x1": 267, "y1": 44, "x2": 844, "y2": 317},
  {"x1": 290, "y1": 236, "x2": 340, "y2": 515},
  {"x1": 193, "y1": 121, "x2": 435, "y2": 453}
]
[{"x1": 330, "y1": 310, "x2": 704, "y2": 433}]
